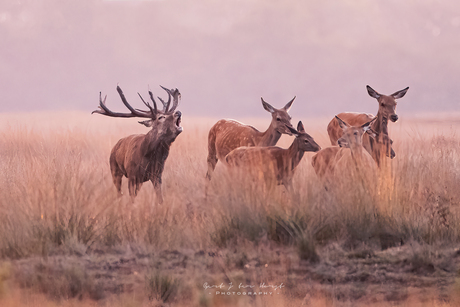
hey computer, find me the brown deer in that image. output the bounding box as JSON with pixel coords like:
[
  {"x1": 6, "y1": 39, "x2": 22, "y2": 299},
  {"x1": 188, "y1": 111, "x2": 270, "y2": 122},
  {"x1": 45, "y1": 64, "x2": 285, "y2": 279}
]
[
  {"x1": 312, "y1": 116, "x2": 377, "y2": 186},
  {"x1": 225, "y1": 121, "x2": 321, "y2": 194},
  {"x1": 92, "y1": 85, "x2": 182, "y2": 204},
  {"x1": 326, "y1": 85, "x2": 408, "y2": 165},
  {"x1": 206, "y1": 96, "x2": 296, "y2": 181}
]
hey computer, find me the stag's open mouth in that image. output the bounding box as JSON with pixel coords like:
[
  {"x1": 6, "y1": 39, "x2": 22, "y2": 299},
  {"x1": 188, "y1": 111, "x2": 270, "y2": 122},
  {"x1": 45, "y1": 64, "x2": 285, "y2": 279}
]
[{"x1": 175, "y1": 112, "x2": 183, "y2": 132}]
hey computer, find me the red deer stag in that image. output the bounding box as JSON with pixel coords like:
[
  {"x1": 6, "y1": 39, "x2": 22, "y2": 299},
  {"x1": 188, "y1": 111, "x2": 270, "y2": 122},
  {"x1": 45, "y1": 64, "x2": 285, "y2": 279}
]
[
  {"x1": 92, "y1": 85, "x2": 182, "y2": 204},
  {"x1": 326, "y1": 85, "x2": 408, "y2": 165},
  {"x1": 225, "y1": 121, "x2": 321, "y2": 194},
  {"x1": 206, "y1": 96, "x2": 296, "y2": 181},
  {"x1": 312, "y1": 116, "x2": 377, "y2": 186}
]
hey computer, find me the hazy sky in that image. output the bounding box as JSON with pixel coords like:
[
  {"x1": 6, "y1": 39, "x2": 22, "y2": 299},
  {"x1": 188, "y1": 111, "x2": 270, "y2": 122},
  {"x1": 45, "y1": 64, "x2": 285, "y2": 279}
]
[{"x1": 1, "y1": 0, "x2": 459, "y2": 118}]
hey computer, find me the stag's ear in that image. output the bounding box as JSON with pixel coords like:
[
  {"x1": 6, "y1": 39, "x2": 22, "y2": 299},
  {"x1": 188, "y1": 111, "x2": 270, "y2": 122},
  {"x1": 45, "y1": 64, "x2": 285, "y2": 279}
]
[
  {"x1": 286, "y1": 125, "x2": 299, "y2": 136},
  {"x1": 391, "y1": 87, "x2": 409, "y2": 99},
  {"x1": 138, "y1": 119, "x2": 154, "y2": 127},
  {"x1": 261, "y1": 98, "x2": 275, "y2": 113},
  {"x1": 366, "y1": 85, "x2": 381, "y2": 99},
  {"x1": 283, "y1": 96, "x2": 296, "y2": 112},
  {"x1": 335, "y1": 116, "x2": 349, "y2": 130},
  {"x1": 297, "y1": 121, "x2": 305, "y2": 133}
]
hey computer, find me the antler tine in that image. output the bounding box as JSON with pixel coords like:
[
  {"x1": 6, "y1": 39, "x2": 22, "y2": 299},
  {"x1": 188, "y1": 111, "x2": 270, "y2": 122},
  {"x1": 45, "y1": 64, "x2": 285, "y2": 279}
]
[
  {"x1": 137, "y1": 92, "x2": 155, "y2": 115},
  {"x1": 160, "y1": 85, "x2": 173, "y2": 112},
  {"x1": 148, "y1": 90, "x2": 159, "y2": 114},
  {"x1": 161, "y1": 86, "x2": 181, "y2": 113},
  {"x1": 116, "y1": 86, "x2": 150, "y2": 117},
  {"x1": 157, "y1": 96, "x2": 168, "y2": 113}
]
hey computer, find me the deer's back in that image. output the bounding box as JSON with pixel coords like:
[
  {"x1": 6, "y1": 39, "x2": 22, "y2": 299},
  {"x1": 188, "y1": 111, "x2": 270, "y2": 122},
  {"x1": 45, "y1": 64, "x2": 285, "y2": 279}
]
[
  {"x1": 226, "y1": 146, "x2": 290, "y2": 181},
  {"x1": 210, "y1": 119, "x2": 262, "y2": 161},
  {"x1": 327, "y1": 112, "x2": 374, "y2": 145}
]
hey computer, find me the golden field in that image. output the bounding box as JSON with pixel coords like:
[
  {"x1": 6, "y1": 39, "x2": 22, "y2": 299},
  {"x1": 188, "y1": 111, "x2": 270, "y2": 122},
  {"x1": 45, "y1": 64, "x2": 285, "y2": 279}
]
[{"x1": 0, "y1": 112, "x2": 459, "y2": 306}]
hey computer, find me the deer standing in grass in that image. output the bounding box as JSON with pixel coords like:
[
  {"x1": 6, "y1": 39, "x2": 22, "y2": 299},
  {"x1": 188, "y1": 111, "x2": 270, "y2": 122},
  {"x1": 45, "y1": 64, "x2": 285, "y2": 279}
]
[
  {"x1": 206, "y1": 97, "x2": 296, "y2": 181},
  {"x1": 92, "y1": 85, "x2": 182, "y2": 204},
  {"x1": 326, "y1": 85, "x2": 409, "y2": 166},
  {"x1": 312, "y1": 116, "x2": 377, "y2": 186},
  {"x1": 225, "y1": 121, "x2": 321, "y2": 194}
]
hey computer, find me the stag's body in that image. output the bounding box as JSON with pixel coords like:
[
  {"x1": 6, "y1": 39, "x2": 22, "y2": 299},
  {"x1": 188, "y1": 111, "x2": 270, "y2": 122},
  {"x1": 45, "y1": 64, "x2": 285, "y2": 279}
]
[
  {"x1": 206, "y1": 97, "x2": 295, "y2": 181},
  {"x1": 93, "y1": 85, "x2": 182, "y2": 204},
  {"x1": 226, "y1": 121, "x2": 320, "y2": 193},
  {"x1": 326, "y1": 86, "x2": 408, "y2": 165}
]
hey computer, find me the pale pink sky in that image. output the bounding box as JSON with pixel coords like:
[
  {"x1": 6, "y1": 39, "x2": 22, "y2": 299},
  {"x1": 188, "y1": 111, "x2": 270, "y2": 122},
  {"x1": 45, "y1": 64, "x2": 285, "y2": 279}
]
[{"x1": 1, "y1": 0, "x2": 459, "y2": 118}]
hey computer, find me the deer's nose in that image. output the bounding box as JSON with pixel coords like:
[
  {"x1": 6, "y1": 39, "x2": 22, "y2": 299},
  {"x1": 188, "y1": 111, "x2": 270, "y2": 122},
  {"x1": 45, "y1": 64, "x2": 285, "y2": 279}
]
[{"x1": 390, "y1": 114, "x2": 398, "y2": 122}]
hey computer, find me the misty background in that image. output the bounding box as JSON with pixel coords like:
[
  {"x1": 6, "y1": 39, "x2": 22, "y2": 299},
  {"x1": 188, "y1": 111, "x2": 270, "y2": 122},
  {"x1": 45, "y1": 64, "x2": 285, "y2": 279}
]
[{"x1": 1, "y1": 0, "x2": 459, "y2": 119}]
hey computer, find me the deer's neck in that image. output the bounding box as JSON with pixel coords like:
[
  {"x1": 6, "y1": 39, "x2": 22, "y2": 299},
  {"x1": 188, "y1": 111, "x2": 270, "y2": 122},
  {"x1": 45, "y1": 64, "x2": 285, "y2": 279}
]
[
  {"x1": 258, "y1": 122, "x2": 282, "y2": 146},
  {"x1": 372, "y1": 112, "x2": 389, "y2": 135},
  {"x1": 287, "y1": 139, "x2": 304, "y2": 171},
  {"x1": 141, "y1": 130, "x2": 171, "y2": 160}
]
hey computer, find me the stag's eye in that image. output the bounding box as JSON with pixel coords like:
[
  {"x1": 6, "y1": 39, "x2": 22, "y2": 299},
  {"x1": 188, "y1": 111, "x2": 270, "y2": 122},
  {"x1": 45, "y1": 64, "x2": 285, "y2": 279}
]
[
  {"x1": 276, "y1": 118, "x2": 281, "y2": 121},
  {"x1": 158, "y1": 116, "x2": 165, "y2": 120},
  {"x1": 354, "y1": 132, "x2": 358, "y2": 136},
  {"x1": 304, "y1": 140, "x2": 309, "y2": 143}
]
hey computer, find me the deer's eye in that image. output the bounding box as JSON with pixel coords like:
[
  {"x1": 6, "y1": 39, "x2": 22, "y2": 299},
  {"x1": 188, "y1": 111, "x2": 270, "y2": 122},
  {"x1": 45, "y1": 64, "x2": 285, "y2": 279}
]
[
  {"x1": 158, "y1": 116, "x2": 165, "y2": 120},
  {"x1": 354, "y1": 132, "x2": 358, "y2": 136},
  {"x1": 276, "y1": 118, "x2": 281, "y2": 121},
  {"x1": 304, "y1": 140, "x2": 309, "y2": 143}
]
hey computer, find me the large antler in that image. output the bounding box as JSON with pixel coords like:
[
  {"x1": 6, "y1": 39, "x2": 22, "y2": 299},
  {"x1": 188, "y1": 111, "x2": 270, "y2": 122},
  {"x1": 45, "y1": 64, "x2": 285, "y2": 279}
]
[{"x1": 92, "y1": 86, "x2": 156, "y2": 118}]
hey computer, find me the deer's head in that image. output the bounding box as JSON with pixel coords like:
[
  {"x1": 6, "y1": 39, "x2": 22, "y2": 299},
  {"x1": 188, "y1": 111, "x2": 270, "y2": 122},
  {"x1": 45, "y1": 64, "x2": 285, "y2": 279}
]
[
  {"x1": 336, "y1": 116, "x2": 376, "y2": 150},
  {"x1": 366, "y1": 85, "x2": 409, "y2": 123},
  {"x1": 138, "y1": 87, "x2": 183, "y2": 142},
  {"x1": 261, "y1": 97, "x2": 295, "y2": 135},
  {"x1": 286, "y1": 121, "x2": 321, "y2": 153}
]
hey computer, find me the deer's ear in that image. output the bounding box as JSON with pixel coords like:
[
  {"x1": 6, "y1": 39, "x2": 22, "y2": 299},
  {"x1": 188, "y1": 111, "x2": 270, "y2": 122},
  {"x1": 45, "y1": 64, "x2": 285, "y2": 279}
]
[
  {"x1": 366, "y1": 85, "x2": 381, "y2": 99},
  {"x1": 391, "y1": 87, "x2": 409, "y2": 99},
  {"x1": 335, "y1": 116, "x2": 349, "y2": 130},
  {"x1": 138, "y1": 119, "x2": 154, "y2": 127},
  {"x1": 283, "y1": 96, "x2": 295, "y2": 112},
  {"x1": 297, "y1": 121, "x2": 305, "y2": 133},
  {"x1": 261, "y1": 98, "x2": 275, "y2": 113}
]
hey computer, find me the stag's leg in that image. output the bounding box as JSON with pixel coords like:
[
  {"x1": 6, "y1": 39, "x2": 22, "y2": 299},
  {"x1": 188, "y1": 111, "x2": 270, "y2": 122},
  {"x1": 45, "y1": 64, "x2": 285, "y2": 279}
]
[
  {"x1": 110, "y1": 162, "x2": 124, "y2": 196},
  {"x1": 151, "y1": 179, "x2": 164, "y2": 204},
  {"x1": 128, "y1": 178, "x2": 138, "y2": 203}
]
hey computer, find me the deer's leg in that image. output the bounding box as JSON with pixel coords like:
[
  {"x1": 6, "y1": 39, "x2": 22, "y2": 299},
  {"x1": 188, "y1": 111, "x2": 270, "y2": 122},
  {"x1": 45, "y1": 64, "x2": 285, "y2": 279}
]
[
  {"x1": 110, "y1": 164, "x2": 124, "y2": 196},
  {"x1": 151, "y1": 178, "x2": 164, "y2": 204},
  {"x1": 205, "y1": 129, "x2": 218, "y2": 181},
  {"x1": 128, "y1": 178, "x2": 137, "y2": 203}
]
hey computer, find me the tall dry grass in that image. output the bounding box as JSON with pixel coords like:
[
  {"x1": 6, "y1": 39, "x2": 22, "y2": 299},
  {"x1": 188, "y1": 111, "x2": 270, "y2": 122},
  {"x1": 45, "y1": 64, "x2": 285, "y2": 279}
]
[{"x1": 0, "y1": 112, "x2": 459, "y2": 257}]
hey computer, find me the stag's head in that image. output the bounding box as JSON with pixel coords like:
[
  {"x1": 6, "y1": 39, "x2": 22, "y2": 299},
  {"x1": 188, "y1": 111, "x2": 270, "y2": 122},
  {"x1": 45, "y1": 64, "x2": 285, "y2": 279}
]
[
  {"x1": 92, "y1": 85, "x2": 183, "y2": 141},
  {"x1": 286, "y1": 121, "x2": 321, "y2": 153},
  {"x1": 336, "y1": 116, "x2": 377, "y2": 150},
  {"x1": 366, "y1": 85, "x2": 409, "y2": 123},
  {"x1": 138, "y1": 87, "x2": 183, "y2": 142},
  {"x1": 261, "y1": 97, "x2": 296, "y2": 135}
]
